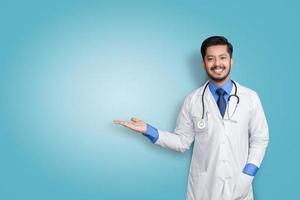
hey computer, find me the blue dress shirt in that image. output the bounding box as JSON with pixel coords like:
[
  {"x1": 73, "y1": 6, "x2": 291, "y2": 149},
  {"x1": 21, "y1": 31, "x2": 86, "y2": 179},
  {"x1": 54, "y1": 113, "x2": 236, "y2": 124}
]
[
  {"x1": 208, "y1": 79, "x2": 233, "y2": 104},
  {"x1": 143, "y1": 124, "x2": 159, "y2": 144}
]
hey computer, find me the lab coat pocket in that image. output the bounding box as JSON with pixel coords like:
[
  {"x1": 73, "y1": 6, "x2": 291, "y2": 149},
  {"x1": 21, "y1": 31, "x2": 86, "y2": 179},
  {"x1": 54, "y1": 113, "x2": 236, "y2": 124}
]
[
  {"x1": 232, "y1": 173, "x2": 253, "y2": 200},
  {"x1": 188, "y1": 171, "x2": 209, "y2": 200}
]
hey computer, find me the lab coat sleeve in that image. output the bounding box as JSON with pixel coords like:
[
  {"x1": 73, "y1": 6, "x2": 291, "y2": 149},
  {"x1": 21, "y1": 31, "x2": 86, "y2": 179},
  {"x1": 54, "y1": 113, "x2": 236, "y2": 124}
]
[
  {"x1": 247, "y1": 92, "x2": 269, "y2": 167},
  {"x1": 154, "y1": 94, "x2": 195, "y2": 153}
]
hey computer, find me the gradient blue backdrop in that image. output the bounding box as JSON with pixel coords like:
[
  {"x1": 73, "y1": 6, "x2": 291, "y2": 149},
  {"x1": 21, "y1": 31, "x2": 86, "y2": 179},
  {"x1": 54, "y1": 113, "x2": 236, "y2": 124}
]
[{"x1": 1, "y1": 1, "x2": 298, "y2": 199}]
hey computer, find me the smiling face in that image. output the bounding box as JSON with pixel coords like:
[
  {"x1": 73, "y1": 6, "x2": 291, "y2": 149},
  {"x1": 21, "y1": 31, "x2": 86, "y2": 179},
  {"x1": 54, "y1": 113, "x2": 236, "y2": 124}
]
[{"x1": 202, "y1": 45, "x2": 233, "y2": 86}]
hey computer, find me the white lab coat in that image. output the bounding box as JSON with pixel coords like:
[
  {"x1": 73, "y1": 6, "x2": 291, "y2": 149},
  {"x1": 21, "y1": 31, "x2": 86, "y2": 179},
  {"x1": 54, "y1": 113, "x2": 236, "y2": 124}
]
[{"x1": 155, "y1": 81, "x2": 269, "y2": 200}]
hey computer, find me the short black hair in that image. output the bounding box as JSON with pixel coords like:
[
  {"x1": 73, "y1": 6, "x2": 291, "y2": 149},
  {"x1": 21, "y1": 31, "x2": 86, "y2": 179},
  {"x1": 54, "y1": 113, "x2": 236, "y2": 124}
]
[{"x1": 200, "y1": 36, "x2": 233, "y2": 60}]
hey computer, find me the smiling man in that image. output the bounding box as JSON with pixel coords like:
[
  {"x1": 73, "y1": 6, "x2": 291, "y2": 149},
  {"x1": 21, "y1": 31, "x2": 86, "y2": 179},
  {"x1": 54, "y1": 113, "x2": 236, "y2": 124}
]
[
  {"x1": 114, "y1": 36, "x2": 269, "y2": 200},
  {"x1": 203, "y1": 43, "x2": 233, "y2": 85}
]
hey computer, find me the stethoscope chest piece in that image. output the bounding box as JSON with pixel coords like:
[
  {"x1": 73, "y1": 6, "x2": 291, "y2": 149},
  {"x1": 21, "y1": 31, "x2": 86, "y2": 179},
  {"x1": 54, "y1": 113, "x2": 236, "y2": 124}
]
[{"x1": 197, "y1": 119, "x2": 206, "y2": 129}]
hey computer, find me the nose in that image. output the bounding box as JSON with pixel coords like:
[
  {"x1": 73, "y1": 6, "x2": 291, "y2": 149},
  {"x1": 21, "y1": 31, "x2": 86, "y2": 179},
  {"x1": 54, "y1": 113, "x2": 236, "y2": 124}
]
[{"x1": 214, "y1": 58, "x2": 221, "y2": 66}]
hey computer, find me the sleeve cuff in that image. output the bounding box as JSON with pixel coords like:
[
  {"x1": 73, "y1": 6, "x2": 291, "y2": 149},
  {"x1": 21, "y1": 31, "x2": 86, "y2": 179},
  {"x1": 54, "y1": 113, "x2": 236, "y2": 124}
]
[
  {"x1": 143, "y1": 124, "x2": 159, "y2": 144},
  {"x1": 242, "y1": 163, "x2": 259, "y2": 176}
]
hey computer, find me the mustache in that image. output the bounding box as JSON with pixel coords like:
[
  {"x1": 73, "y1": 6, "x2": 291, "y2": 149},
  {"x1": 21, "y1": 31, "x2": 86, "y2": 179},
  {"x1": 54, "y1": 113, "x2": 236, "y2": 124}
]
[{"x1": 210, "y1": 65, "x2": 225, "y2": 70}]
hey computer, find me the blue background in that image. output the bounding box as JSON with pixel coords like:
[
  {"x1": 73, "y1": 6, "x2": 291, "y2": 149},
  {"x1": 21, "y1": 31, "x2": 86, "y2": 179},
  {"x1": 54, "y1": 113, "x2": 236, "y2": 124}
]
[{"x1": 1, "y1": 0, "x2": 298, "y2": 199}]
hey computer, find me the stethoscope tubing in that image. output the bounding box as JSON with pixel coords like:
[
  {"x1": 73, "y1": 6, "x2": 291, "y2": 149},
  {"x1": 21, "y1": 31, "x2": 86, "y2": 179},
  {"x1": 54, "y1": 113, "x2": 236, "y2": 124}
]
[{"x1": 201, "y1": 80, "x2": 239, "y2": 120}]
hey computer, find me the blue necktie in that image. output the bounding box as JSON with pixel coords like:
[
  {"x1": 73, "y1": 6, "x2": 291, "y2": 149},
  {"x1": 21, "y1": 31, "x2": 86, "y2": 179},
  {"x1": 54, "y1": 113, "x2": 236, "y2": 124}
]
[{"x1": 216, "y1": 88, "x2": 226, "y2": 118}]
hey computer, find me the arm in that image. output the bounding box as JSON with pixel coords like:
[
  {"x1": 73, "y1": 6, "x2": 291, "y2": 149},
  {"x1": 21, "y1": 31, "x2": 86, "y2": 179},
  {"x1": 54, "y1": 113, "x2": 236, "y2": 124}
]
[
  {"x1": 247, "y1": 92, "x2": 269, "y2": 168},
  {"x1": 232, "y1": 92, "x2": 269, "y2": 199},
  {"x1": 242, "y1": 92, "x2": 269, "y2": 176},
  {"x1": 153, "y1": 95, "x2": 195, "y2": 153},
  {"x1": 113, "y1": 95, "x2": 195, "y2": 153}
]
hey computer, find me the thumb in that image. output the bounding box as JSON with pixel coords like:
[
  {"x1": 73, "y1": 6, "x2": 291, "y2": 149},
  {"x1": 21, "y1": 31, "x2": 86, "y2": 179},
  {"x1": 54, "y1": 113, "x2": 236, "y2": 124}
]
[{"x1": 131, "y1": 117, "x2": 141, "y2": 122}]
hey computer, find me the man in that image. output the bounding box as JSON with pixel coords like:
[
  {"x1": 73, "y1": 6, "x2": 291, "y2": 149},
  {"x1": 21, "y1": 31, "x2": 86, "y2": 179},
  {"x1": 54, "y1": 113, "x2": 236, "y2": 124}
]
[{"x1": 114, "y1": 36, "x2": 269, "y2": 200}]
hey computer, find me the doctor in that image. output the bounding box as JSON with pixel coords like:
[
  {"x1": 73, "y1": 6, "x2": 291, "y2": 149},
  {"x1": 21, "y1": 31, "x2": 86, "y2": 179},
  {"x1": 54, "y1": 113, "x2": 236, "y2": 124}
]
[{"x1": 114, "y1": 36, "x2": 269, "y2": 200}]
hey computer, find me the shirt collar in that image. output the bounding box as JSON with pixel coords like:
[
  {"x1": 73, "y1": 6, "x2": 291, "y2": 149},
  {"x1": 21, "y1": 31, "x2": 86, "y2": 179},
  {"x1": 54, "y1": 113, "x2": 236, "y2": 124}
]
[{"x1": 208, "y1": 79, "x2": 233, "y2": 95}]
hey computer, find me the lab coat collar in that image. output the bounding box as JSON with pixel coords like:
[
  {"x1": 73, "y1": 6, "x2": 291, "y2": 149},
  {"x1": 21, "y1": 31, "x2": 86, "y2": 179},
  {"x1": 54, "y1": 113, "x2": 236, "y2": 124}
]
[
  {"x1": 203, "y1": 79, "x2": 237, "y2": 121},
  {"x1": 208, "y1": 79, "x2": 233, "y2": 96}
]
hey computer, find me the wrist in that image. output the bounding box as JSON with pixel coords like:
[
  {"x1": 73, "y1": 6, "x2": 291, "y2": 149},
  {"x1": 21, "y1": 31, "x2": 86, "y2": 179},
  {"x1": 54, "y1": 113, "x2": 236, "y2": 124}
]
[
  {"x1": 242, "y1": 163, "x2": 259, "y2": 176},
  {"x1": 143, "y1": 124, "x2": 159, "y2": 143}
]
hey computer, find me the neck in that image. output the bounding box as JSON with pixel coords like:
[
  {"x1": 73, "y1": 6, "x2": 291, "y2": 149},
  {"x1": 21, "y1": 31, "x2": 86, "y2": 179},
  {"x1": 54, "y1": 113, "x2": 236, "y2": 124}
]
[{"x1": 209, "y1": 77, "x2": 231, "y2": 87}]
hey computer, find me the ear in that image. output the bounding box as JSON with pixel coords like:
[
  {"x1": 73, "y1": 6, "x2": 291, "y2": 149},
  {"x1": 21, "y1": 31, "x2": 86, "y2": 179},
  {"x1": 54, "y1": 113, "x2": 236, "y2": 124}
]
[
  {"x1": 202, "y1": 60, "x2": 205, "y2": 68},
  {"x1": 230, "y1": 58, "x2": 234, "y2": 67}
]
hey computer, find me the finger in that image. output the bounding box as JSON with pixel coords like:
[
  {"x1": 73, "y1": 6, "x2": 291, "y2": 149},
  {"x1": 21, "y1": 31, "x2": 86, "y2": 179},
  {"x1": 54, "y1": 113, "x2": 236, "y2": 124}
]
[
  {"x1": 131, "y1": 117, "x2": 141, "y2": 122},
  {"x1": 113, "y1": 119, "x2": 123, "y2": 124},
  {"x1": 113, "y1": 120, "x2": 128, "y2": 126}
]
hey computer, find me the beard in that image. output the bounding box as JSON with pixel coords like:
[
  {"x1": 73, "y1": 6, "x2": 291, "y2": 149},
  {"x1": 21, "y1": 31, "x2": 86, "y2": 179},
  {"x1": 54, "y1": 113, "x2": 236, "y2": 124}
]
[{"x1": 206, "y1": 65, "x2": 231, "y2": 83}]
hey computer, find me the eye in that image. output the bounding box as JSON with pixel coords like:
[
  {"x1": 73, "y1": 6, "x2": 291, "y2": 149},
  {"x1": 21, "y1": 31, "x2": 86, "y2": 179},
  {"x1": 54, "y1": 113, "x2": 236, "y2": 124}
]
[
  {"x1": 220, "y1": 57, "x2": 227, "y2": 60},
  {"x1": 207, "y1": 57, "x2": 214, "y2": 62}
]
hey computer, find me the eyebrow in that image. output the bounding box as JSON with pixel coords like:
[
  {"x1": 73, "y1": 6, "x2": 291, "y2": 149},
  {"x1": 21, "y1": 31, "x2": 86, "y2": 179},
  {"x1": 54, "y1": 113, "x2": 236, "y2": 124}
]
[{"x1": 206, "y1": 54, "x2": 228, "y2": 57}]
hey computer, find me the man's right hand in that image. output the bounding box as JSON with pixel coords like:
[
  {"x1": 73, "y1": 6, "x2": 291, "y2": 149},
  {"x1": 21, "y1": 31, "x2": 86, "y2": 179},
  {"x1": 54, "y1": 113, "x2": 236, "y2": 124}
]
[{"x1": 113, "y1": 117, "x2": 147, "y2": 134}]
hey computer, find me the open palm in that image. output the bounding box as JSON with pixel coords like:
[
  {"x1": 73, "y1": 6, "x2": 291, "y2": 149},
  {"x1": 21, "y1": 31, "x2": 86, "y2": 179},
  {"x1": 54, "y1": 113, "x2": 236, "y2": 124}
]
[{"x1": 113, "y1": 117, "x2": 147, "y2": 134}]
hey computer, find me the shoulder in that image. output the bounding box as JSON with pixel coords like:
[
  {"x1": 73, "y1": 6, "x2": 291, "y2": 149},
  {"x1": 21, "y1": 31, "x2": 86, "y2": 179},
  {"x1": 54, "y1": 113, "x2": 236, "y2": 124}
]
[
  {"x1": 181, "y1": 82, "x2": 208, "y2": 109},
  {"x1": 235, "y1": 81, "x2": 263, "y2": 108},
  {"x1": 235, "y1": 81, "x2": 259, "y2": 98},
  {"x1": 185, "y1": 83, "x2": 207, "y2": 102}
]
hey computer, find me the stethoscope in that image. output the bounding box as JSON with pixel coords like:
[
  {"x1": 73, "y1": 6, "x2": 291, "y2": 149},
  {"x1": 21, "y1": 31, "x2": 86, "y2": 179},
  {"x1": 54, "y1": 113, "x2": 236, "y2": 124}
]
[{"x1": 197, "y1": 80, "x2": 240, "y2": 129}]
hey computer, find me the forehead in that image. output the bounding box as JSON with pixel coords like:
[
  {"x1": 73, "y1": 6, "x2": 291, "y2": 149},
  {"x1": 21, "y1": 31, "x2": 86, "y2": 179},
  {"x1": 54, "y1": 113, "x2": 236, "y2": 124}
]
[{"x1": 206, "y1": 45, "x2": 229, "y2": 56}]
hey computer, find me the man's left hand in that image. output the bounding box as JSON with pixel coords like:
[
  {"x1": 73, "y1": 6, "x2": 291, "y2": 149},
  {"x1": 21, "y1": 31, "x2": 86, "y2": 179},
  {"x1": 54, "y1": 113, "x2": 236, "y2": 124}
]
[{"x1": 232, "y1": 173, "x2": 254, "y2": 200}]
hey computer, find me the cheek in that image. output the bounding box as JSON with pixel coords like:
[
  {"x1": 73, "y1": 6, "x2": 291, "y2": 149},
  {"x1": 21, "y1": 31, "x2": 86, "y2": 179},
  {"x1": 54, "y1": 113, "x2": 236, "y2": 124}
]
[
  {"x1": 206, "y1": 66, "x2": 214, "y2": 71},
  {"x1": 204, "y1": 62, "x2": 213, "y2": 68},
  {"x1": 223, "y1": 61, "x2": 231, "y2": 67}
]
